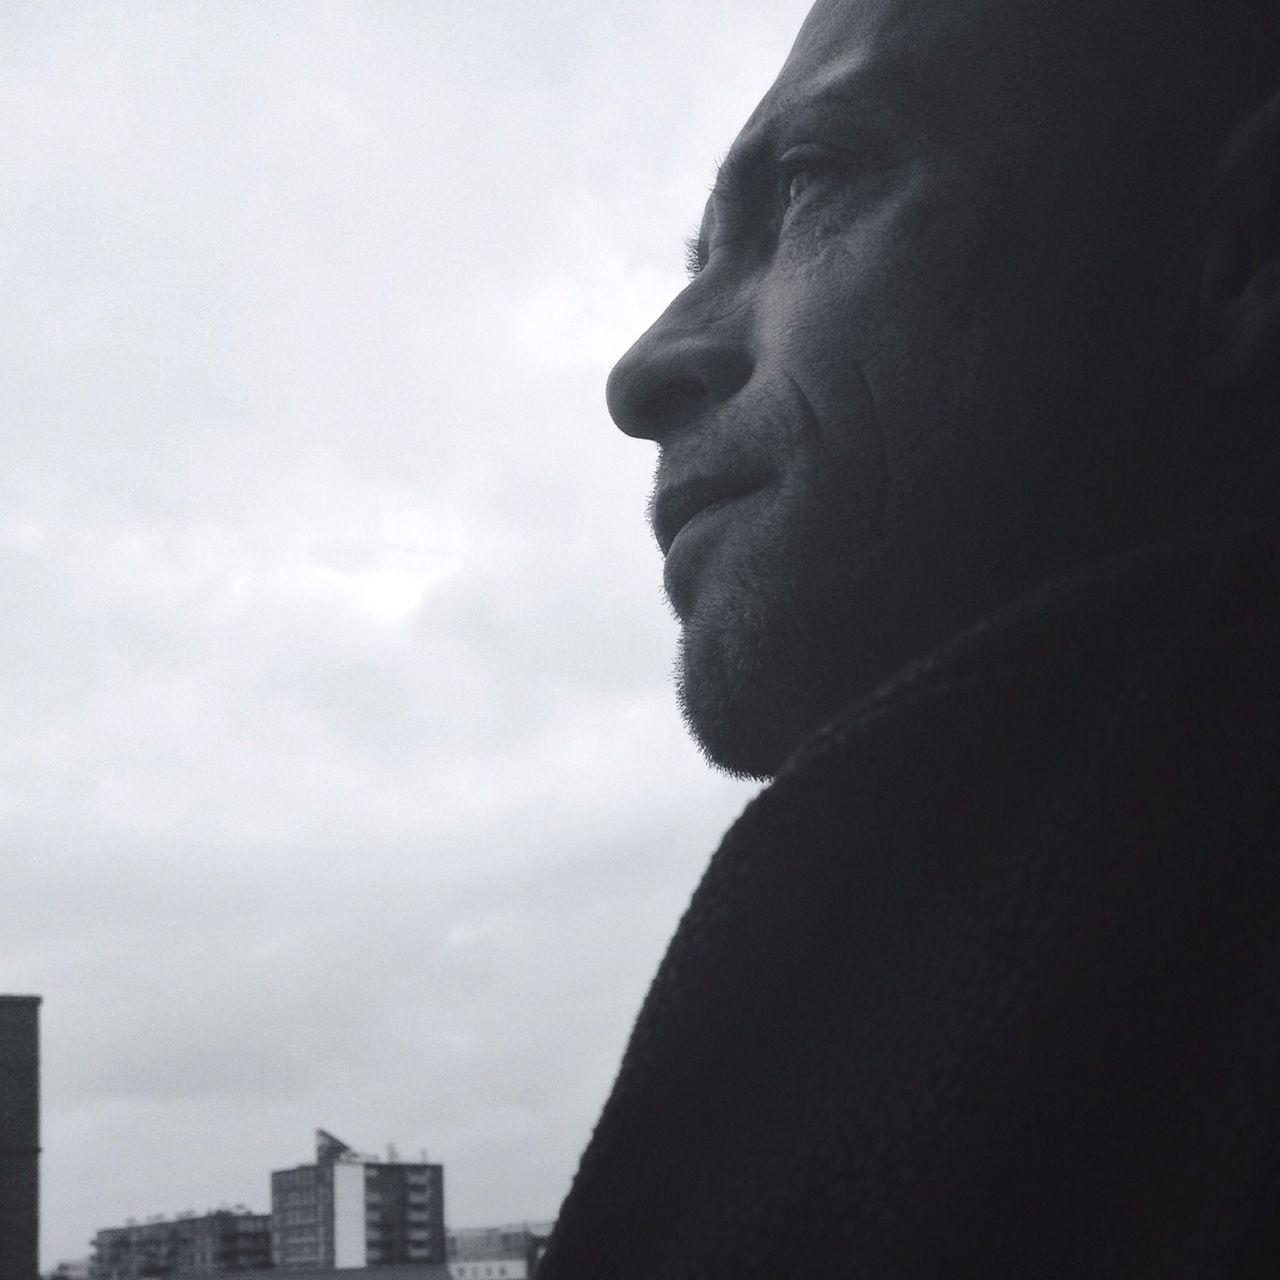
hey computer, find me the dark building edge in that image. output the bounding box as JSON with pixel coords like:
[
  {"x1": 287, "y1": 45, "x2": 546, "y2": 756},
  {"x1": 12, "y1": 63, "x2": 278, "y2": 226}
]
[{"x1": 1, "y1": 995, "x2": 42, "y2": 1280}]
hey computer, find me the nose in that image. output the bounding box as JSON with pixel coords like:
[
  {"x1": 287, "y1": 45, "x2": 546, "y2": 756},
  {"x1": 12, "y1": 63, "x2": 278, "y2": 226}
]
[{"x1": 605, "y1": 292, "x2": 754, "y2": 441}]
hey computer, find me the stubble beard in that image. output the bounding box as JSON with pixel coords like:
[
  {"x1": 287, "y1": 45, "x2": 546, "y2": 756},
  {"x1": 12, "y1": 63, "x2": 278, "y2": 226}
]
[{"x1": 671, "y1": 516, "x2": 877, "y2": 782}]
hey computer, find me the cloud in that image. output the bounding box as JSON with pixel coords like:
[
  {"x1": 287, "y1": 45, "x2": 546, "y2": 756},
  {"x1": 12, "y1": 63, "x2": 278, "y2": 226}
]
[{"x1": 0, "y1": 0, "x2": 814, "y2": 1263}]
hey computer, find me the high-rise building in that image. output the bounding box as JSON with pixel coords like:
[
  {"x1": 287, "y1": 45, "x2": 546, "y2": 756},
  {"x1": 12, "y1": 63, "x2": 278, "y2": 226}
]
[
  {"x1": 89, "y1": 1208, "x2": 271, "y2": 1278},
  {"x1": 0, "y1": 994, "x2": 41, "y2": 1280},
  {"x1": 271, "y1": 1131, "x2": 446, "y2": 1270}
]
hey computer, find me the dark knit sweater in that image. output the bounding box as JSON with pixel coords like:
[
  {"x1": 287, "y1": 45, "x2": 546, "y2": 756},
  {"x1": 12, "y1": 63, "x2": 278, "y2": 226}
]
[{"x1": 540, "y1": 512, "x2": 1280, "y2": 1278}]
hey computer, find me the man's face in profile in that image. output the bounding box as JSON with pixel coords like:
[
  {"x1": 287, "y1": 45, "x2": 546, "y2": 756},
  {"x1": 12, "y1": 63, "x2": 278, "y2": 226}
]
[{"x1": 607, "y1": 0, "x2": 1231, "y2": 779}]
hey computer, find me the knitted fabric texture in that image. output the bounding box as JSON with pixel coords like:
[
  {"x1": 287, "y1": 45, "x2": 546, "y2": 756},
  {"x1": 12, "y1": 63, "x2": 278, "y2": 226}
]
[{"x1": 539, "y1": 514, "x2": 1280, "y2": 1279}]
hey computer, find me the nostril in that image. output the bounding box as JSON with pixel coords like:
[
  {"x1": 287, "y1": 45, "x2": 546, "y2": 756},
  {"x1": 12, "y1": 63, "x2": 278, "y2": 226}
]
[
  {"x1": 607, "y1": 353, "x2": 709, "y2": 440},
  {"x1": 606, "y1": 323, "x2": 754, "y2": 441},
  {"x1": 639, "y1": 375, "x2": 707, "y2": 424}
]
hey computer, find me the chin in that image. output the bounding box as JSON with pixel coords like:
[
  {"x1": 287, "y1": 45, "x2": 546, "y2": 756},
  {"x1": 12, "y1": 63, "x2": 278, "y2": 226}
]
[
  {"x1": 674, "y1": 598, "x2": 852, "y2": 783},
  {"x1": 668, "y1": 500, "x2": 896, "y2": 778},
  {"x1": 675, "y1": 650, "x2": 786, "y2": 782}
]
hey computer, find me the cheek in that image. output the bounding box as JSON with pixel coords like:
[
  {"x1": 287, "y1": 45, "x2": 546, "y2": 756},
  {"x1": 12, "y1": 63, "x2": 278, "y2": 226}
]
[
  {"x1": 765, "y1": 352, "x2": 888, "y2": 550},
  {"x1": 752, "y1": 166, "x2": 1012, "y2": 527},
  {"x1": 753, "y1": 262, "x2": 892, "y2": 507},
  {"x1": 840, "y1": 190, "x2": 1007, "y2": 485}
]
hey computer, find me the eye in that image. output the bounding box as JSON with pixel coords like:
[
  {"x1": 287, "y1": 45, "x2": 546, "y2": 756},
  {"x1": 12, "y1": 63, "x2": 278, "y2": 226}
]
[
  {"x1": 778, "y1": 147, "x2": 840, "y2": 213},
  {"x1": 786, "y1": 170, "x2": 818, "y2": 206}
]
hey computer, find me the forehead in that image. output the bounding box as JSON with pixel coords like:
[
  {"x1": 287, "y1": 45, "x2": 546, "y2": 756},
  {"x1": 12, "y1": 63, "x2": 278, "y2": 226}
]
[
  {"x1": 698, "y1": 0, "x2": 1189, "y2": 242},
  {"x1": 724, "y1": 0, "x2": 1056, "y2": 169},
  {"x1": 737, "y1": 0, "x2": 1095, "y2": 157}
]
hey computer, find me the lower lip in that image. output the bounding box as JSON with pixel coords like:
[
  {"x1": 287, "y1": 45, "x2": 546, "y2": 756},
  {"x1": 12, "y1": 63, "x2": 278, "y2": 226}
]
[
  {"x1": 669, "y1": 497, "x2": 738, "y2": 549},
  {"x1": 662, "y1": 491, "x2": 757, "y2": 605}
]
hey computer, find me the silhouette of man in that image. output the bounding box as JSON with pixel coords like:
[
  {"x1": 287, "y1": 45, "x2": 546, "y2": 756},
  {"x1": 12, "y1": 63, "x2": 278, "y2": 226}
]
[{"x1": 542, "y1": 0, "x2": 1280, "y2": 1273}]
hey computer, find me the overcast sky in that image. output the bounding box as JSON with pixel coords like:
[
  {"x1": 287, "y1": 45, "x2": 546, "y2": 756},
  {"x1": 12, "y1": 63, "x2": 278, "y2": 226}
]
[{"x1": 0, "y1": 0, "x2": 816, "y2": 1265}]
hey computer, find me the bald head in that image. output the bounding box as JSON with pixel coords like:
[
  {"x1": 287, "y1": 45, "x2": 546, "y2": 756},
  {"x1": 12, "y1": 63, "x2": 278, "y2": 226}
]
[{"x1": 607, "y1": 0, "x2": 1280, "y2": 778}]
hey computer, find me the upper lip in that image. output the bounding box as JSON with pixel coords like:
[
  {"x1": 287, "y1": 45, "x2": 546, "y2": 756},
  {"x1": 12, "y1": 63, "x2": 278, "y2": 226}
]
[{"x1": 651, "y1": 470, "x2": 763, "y2": 555}]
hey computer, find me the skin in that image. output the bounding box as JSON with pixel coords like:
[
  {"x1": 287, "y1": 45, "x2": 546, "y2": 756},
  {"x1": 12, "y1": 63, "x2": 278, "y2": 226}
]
[{"x1": 606, "y1": 0, "x2": 1277, "y2": 780}]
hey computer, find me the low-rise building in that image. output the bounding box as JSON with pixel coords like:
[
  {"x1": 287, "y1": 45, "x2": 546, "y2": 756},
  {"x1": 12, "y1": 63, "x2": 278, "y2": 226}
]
[
  {"x1": 176, "y1": 1269, "x2": 449, "y2": 1280},
  {"x1": 446, "y1": 1222, "x2": 554, "y2": 1280},
  {"x1": 90, "y1": 1208, "x2": 271, "y2": 1278},
  {"x1": 46, "y1": 1260, "x2": 91, "y2": 1280}
]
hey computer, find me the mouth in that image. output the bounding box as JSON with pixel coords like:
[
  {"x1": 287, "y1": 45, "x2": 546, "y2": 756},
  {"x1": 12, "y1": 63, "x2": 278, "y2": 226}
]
[{"x1": 651, "y1": 472, "x2": 764, "y2": 556}]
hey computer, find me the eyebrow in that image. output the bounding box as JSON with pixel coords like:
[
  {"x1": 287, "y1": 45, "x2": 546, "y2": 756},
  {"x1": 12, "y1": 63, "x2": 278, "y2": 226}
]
[
  {"x1": 708, "y1": 132, "x2": 772, "y2": 211},
  {"x1": 682, "y1": 143, "x2": 765, "y2": 275},
  {"x1": 689, "y1": 84, "x2": 902, "y2": 273},
  {"x1": 687, "y1": 120, "x2": 797, "y2": 274},
  {"x1": 707, "y1": 84, "x2": 897, "y2": 208}
]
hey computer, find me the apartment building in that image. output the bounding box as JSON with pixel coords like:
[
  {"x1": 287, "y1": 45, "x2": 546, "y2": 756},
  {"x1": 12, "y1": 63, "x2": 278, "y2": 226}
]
[
  {"x1": 271, "y1": 1130, "x2": 445, "y2": 1269},
  {"x1": 90, "y1": 1208, "x2": 271, "y2": 1278}
]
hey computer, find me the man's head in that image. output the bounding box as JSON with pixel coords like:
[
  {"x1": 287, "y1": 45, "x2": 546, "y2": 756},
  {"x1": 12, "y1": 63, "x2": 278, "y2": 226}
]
[{"x1": 606, "y1": 0, "x2": 1280, "y2": 780}]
